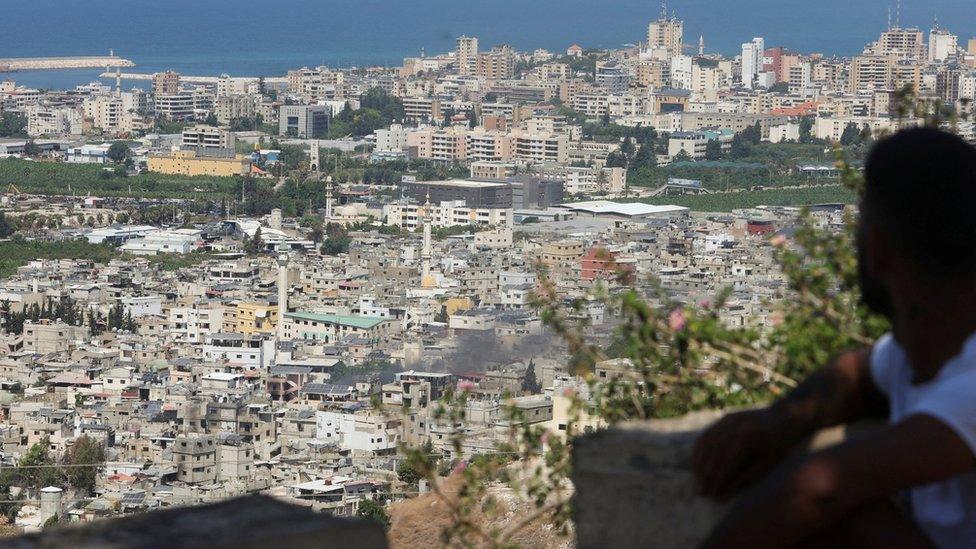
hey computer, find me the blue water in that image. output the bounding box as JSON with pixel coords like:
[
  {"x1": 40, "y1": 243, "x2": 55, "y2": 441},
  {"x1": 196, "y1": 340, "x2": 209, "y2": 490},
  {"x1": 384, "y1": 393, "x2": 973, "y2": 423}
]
[{"x1": 2, "y1": 0, "x2": 975, "y2": 89}]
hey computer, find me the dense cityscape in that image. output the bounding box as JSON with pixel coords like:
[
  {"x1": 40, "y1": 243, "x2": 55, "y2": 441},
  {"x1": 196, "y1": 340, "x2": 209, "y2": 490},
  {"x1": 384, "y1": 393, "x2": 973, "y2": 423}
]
[{"x1": 0, "y1": 3, "x2": 974, "y2": 545}]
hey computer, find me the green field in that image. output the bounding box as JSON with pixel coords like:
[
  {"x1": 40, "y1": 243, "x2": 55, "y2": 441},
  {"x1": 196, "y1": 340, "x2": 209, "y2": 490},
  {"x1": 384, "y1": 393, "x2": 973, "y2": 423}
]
[
  {"x1": 635, "y1": 185, "x2": 857, "y2": 212},
  {"x1": 0, "y1": 239, "x2": 117, "y2": 278},
  {"x1": 0, "y1": 158, "x2": 241, "y2": 199}
]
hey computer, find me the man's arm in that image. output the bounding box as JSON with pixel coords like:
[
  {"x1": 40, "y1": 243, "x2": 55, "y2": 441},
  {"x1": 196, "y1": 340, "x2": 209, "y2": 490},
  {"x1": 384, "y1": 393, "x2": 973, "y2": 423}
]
[
  {"x1": 694, "y1": 348, "x2": 887, "y2": 498},
  {"x1": 701, "y1": 413, "x2": 976, "y2": 547}
]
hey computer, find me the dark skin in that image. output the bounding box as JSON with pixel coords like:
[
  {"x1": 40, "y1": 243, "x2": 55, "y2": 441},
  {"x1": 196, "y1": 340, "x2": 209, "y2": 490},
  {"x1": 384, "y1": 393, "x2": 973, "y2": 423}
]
[{"x1": 693, "y1": 219, "x2": 976, "y2": 547}]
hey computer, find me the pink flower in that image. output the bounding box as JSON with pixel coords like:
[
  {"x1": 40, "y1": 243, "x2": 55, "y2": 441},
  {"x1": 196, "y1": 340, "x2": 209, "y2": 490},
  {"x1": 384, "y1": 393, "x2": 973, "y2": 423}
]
[
  {"x1": 770, "y1": 234, "x2": 788, "y2": 248},
  {"x1": 669, "y1": 308, "x2": 687, "y2": 332},
  {"x1": 540, "y1": 430, "x2": 552, "y2": 445},
  {"x1": 560, "y1": 386, "x2": 576, "y2": 398},
  {"x1": 697, "y1": 299, "x2": 711, "y2": 309},
  {"x1": 456, "y1": 380, "x2": 476, "y2": 392},
  {"x1": 452, "y1": 460, "x2": 468, "y2": 475}
]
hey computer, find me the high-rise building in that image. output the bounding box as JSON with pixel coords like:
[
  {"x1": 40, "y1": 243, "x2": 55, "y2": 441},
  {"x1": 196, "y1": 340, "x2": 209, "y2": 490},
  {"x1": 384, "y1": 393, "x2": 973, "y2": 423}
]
[
  {"x1": 152, "y1": 70, "x2": 181, "y2": 96},
  {"x1": 477, "y1": 45, "x2": 515, "y2": 80},
  {"x1": 741, "y1": 37, "x2": 765, "y2": 89},
  {"x1": 872, "y1": 28, "x2": 926, "y2": 62},
  {"x1": 595, "y1": 60, "x2": 631, "y2": 94},
  {"x1": 647, "y1": 7, "x2": 683, "y2": 58},
  {"x1": 929, "y1": 27, "x2": 958, "y2": 63},
  {"x1": 456, "y1": 36, "x2": 479, "y2": 76}
]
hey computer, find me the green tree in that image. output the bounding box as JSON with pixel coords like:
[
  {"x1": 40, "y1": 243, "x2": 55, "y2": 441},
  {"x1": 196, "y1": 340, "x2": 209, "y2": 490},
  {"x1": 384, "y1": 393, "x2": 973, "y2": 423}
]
[
  {"x1": 244, "y1": 226, "x2": 264, "y2": 255},
  {"x1": 107, "y1": 141, "x2": 131, "y2": 164},
  {"x1": 62, "y1": 436, "x2": 105, "y2": 494},
  {"x1": 705, "y1": 139, "x2": 723, "y2": 161},
  {"x1": 522, "y1": 360, "x2": 541, "y2": 393},
  {"x1": 357, "y1": 499, "x2": 391, "y2": 529},
  {"x1": 23, "y1": 140, "x2": 41, "y2": 157},
  {"x1": 397, "y1": 459, "x2": 423, "y2": 485},
  {"x1": 840, "y1": 122, "x2": 861, "y2": 145},
  {"x1": 0, "y1": 212, "x2": 13, "y2": 238},
  {"x1": 205, "y1": 113, "x2": 219, "y2": 126},
  {"x1": 0, "y1": 112, "x2": 28, "y2": 138}
]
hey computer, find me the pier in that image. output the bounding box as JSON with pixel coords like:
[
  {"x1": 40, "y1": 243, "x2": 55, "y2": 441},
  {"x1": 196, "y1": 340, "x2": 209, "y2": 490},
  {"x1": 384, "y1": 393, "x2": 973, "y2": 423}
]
[{"x1": 0, "y1": 56, "x2": 134, "y2": 72}]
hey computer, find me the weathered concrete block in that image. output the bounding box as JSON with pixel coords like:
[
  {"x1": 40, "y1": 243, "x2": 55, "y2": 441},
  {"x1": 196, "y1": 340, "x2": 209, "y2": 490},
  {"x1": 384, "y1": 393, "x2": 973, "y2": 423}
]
[
  {"x1": 573, "y1": 410, "x2": 852, "y2": 548},
  {"x1": 4, "y1": 494, "x2": 388, "y2": 549},
  {"x1": 572, "y1": 410, "x2": 728, "y2": 548}
]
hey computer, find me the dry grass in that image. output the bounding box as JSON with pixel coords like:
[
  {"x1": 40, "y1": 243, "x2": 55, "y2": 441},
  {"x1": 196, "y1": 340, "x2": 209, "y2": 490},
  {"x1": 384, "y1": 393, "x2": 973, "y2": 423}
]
[{"x1": 387, "y1": 475, "x2": 573, "y2": 549}]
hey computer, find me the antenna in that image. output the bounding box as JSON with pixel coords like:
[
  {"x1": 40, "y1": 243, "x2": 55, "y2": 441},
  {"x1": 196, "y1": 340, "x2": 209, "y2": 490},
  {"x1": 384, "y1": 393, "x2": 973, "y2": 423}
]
[
  {"x1": 887, "y1": 7, "x2": 892, "y2": 30},
  {"x1": 660, "y1": 1, "x2": 667, "y2": 20},
  {"x1": 895, "y1": 0, "x2": 901, "y2": 29}
]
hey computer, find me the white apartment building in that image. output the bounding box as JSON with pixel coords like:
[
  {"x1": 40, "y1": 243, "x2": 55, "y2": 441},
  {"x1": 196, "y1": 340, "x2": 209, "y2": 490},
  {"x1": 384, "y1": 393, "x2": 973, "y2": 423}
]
[
  {"x1": 456, "y1": 36, "x2": 479, "y2": 76},
  {"x1": 741, "y1": 37, "x2": 765, "y2": 89},
  {"x1": 65, "y1": 144, "x2": 111, "y2": 164},
  {"x1": 214, "y1": 94, "x2": 257, "y2": 125},
  {"x1": 402, "y1": 97, "x2": 441, "y2": 122},
  {"x1": 668, "y1": 131, "x2": 709, "y2": 159},
  {"x1": 83, "y1": 95, "x2": 124, "y2": 132},
  {"x1": 169, "y1": 303, "x2": 227, "y2": 344},
  {"x1": 466, "y1": 128, "x2": 511, "y2": 162},
  {"x1": 315, "y1": 409, "x2": 400, "y2": 454},
  {"x1": 181, "y1": 125, "x2": 235, "y2": 151},
  {"x1": 929, "y1": 29, "x2": 958, "y2": 63},
  {"x1": 374, "y1": 124, "x2": 408, "y2": 152},
  {"x1": 511, "y1": 130, "x2": 568, "y2": 164},
  {"x1": 201, "y1": 333, "x2": 275, "y2": 370},
  {"x1": 383, "y1": 200, "x2": 512, "y2": 231},
  {"x1": 25, "y1": 104, "x2": 82, "y2": 136},
  {"x1": 552, "y1": 166, "x2": 627, "y2": 194},
  {"x1": 154, "y1": 92, "x2": 195, "y2": 120},
  {"x1": 119, "y1": 228, "x2": 203, "y2": 255},
  {"x1": 813, "y1": 116, "x2": 905, "y2": 142}
]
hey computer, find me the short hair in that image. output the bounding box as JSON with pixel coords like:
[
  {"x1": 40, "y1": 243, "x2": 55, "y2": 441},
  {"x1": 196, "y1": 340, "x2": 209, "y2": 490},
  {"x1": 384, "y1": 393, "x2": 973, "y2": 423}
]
[{"x1": 863, "y1": 127, "x2": 976, "y2": 278}]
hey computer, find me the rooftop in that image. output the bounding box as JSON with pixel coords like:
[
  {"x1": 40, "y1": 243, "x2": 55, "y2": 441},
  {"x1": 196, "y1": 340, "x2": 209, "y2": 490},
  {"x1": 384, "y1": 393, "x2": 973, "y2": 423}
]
[{"x1": 285, "y1": 312, "x2": 387, "y2": 330}]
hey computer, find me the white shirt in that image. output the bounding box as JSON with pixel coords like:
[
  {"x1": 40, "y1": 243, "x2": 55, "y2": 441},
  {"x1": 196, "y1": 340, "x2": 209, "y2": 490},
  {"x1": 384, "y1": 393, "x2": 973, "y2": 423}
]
[{"x1": 871, "y1": 332, "x2": 976, "y2": 548}]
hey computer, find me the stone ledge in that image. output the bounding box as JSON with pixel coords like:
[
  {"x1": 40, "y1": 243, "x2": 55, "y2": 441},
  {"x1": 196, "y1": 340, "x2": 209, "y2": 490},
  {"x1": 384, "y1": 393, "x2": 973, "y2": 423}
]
[
  {"x1": 572, "y1": 410, "x2": 850, "y2": 548},
  {"x1": 4, "y1": 494, "x2": 388, "y2": 549}
]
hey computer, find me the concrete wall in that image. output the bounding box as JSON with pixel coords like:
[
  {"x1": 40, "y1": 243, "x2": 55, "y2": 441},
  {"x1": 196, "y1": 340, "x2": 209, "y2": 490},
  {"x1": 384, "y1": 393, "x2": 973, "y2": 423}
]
[
  {"x1": 5, "y1": 494, "x2": 388, "y2": 549},
  {"x1": 572, "y1": 410, "x2": 848, "y2": 548}
]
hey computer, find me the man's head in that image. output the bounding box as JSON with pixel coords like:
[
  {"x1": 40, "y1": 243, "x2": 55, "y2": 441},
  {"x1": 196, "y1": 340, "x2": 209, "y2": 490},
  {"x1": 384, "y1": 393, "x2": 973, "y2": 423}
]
[{"x1": 858, "y1": 127, "x2": 976, "y2": 320}]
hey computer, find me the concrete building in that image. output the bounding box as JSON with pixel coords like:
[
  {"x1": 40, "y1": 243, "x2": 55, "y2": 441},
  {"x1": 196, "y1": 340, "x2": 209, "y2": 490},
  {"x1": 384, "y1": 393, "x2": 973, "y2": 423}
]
[
  {"x1": 402, "y1": 179, "x2": 512, "y2": 208},
  {"x1": 148, "y1": 149, "x2": 251, "y2": 177},
  {"x1": 281, "y1": 312, "x2": 396, "y2": 345},
  {"x1": 279, "y1": 105, "x2": 330, "y2": 138},
  {"x1": 25, "y1": 105, "x2": 82, "y2": 136},
  {"x1": 384, "y1": 200, "x2": 512, "y2": 231},
  {"x1": 173, "y1": 435, "x2": 217, "y2": 484},
  {"x1": 741, "y1": 37, "x2": 765, "y2": 89},
  {"x1": 595, "y1": 61, "x2": 631, "y2": 94},
  {"x1": 214, "y1": 94, "x2": 257, "y2": 125},
  {"x1": 152, "y1": 70, "x2": 181, "y2": 96},
  {"x1": 181, "y1": 125, "x2": 235, "y2": 152},
  {"x1": 456, "y1": 36, "x2": 479, "y2": 76},
  {"x1": 374, "y1": 124, "x2": 408, "y2": 152},
  {"x1": 22, "y1": 320, "x2": 86, "y2": 354},
  {"x1": 477, "y1": 45, "x2": 515, "y2": 80},
  {"x1": 154, "y1": 92, "x2": 195, "y2": 120},
  {"x1": 647, "y1": 12, "x2": 684, "y2": 58}
]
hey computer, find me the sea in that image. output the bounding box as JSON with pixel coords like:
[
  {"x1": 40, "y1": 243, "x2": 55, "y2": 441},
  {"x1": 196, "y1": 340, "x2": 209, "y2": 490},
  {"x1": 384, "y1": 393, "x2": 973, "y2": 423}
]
[{"x1": 2, "y1": 0, "x2": 975, "y2": 90}]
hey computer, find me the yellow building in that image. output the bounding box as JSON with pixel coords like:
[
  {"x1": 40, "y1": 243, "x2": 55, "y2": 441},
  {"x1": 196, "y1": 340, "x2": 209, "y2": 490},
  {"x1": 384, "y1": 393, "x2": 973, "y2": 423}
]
[
  {"x1": 443, "y1": 297, "x2": 472, "y2": 316},
  {"x1": 226, "y1": 302, "x2": 279, "y2": 335},
  {"x1": 148, "y1": 149, "x2": 251, "y2": 177}
]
